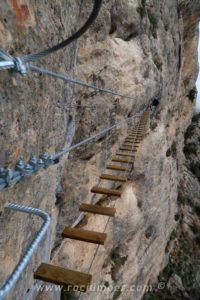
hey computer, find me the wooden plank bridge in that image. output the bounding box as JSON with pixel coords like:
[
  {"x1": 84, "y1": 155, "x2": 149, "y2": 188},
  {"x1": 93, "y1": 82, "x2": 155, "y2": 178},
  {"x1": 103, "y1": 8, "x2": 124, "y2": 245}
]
[{"x1": 34, "y1": 111, "x2": 149, "y2": 291}]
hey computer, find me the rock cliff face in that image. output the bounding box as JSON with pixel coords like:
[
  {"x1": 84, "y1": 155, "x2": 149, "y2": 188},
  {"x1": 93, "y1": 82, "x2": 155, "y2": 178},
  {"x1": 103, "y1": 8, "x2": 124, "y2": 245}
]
[
  {"x1": 144, "y1": 113, "x2": 200, "y2": 300},
  {"x1": 0, "y1": 1, "x2": 200, "y2": 300}
]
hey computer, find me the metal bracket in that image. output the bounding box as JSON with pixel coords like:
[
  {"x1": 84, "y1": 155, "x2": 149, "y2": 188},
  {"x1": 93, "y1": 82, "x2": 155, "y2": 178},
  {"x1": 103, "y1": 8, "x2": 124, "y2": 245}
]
[
  {"x1": 15, "y1": 159, "x2": 33, "y2": 177},
  {"x1": 15, "y1": 159, "x2": 25, "y2": 174},
  {"x1": 0, "y1": 49, "x2": 27, "y2": 75},
  {"x1": 39, "y1": 153, "x2": 54, "y2": 169},
  {"x1": 0, "y1": 168, "x2": 13, "y2": 186}
]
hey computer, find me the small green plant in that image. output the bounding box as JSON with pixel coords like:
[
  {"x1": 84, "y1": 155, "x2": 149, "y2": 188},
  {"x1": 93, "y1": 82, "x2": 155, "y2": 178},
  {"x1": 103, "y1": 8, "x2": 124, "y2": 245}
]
[
  {"x1": 137, "y1": 0, "x2": 146, "y2": 18},
  {"x1": 137, "y1": 6, "x2": 146, "y2": 18},
  {"x1": 187, "y1": 87, "x2": 197, "y2": 102},
  {"x1": 189, "y1": 223, "x2": 199, "y2": 234},
  {"x1": 141, "y1": 0, "x2": 146, "y2": 6},
  {"x1": 61, "y1": 289, "x2": 76, "y2": 300},
  {"x1": 183, "y1": 143, "x2": 197, "y2": 156},
  {"x1": 189, "y1": 162, "x2": 200, "y2": 181},
  {"x1": 174, "y1": 213, "x2": 180, "y2": 221},
  {"x1": 184, "y1": 124, "x2": 195, "y2": 140},
  {"x1": 177, "y1": 193, "x2": 187, "y2": 205},
  {"x1": 148, "y1": 12, "x2": 158, "y2": 28},
  {"x1": 147, "y1": 10, "x2": 158, "y2": 38},
  {"x1": 111, "y1": 248, "x2": 128, "y2": 281},
  {"x1": 192, "y1": 113, "x2": 200, "y2": 122}
]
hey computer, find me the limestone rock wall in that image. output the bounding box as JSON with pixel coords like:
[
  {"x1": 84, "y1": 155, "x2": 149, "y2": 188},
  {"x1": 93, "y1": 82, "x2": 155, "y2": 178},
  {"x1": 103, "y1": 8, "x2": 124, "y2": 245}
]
[{"x1": 0, "y1": 1, "x2": 199, "y2": 300}]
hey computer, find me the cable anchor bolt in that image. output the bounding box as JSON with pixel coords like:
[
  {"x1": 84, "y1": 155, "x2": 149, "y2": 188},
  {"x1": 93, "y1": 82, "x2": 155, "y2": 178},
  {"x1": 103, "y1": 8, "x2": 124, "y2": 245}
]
[
  {"x1": 40, "y1": 153, "x2": 54, "y2": 169},
  {"x1": 0, "y1": 167, "x2": 13, "y2": 186}
]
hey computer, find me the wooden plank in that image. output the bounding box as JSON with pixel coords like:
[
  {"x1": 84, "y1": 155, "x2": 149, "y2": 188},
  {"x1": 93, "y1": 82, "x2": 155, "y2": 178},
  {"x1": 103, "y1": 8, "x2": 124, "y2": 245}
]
[
  {"x1": 112, "y1": 157, "x2": 134, "y2": 163},
  {"x1": 126, "y1": 138, "x2": 142, "y2": 140},
  {"x1": 128, "y1": 128, "x2": 145, "y2": 132},
  {"x1": 119, "y1": 147, "x2": 137, "y2": 151},
  {"x1": 123, "y1": 143, "x2": 141, "y2": 146},
  {"x1": 91, "y1": 186, "x2": 122, "y2": 197},
  {"x1": 122, "y1": 141, "x2": 141, "y2": 149},
  {"x1": 127, "y1": 138, "x2": 142, "y2": 140},
  {"x1": 128, "y1": 131, "x2": 144, "y2": 134},
  {"x1": 106, "y1": 165, "x2": 131, "y2": 172},
  {"x1": 115, "y1": 152, "x2": 135, "y2": 157},
  {"x1": 129, "y1": 132, "x2": 143, "y2": 134},
  {"x1": 123, "y1": 141, "x2": 134, "y2": 144},
  {"x1": 122, "y1": 144, "x2": 138, "y2": 148},
  {"x1": 128, "y1": 134, "x2": 143, "y2": 136},
  {"x1": 123, "y1": 142, "x2": 140, "y2": 146},
  {"x1": 131, "y1": 127, "x2": 144, "y2": 133},
  {"x1": 122, "y1": 146, "x2": 138, "y2": 150},
  {"x1": 34, "y1": 263, "x2": 92, "y2": 292},
  {"x1": 100, "y1": 173, "x2": 127, "y2": 182},
  {"x1": 126, "y1": 136, "x2": 142, "y2": 138},
  {"x1": 122, "y1": 145, "x2": 137, "y2": 147},
  {"x1": 128, "y1": 120, "x2": 147, "y2": 130},
  {"x1": 62, "y1": 227, "x2": 107, "y2": 245},
  {"x1": 130, "y1": 125, "x2": 146, "y2": 127},
  {"x1": 128, "y1": 135, "x2": 143, "y2": 137},
  {"x1": 120, "y1": 145, "x2": 136, "y2": 148},
  {"x1": 79, "y1": 203, "x2": 116, "y2": 216},
  {"x1": 128, "y1": 131, "x2": 143, "y2": 133},
  {"x1": 125, "y1": 137, "x2": 142, "y2": 140},
  {"x1": 124, "y1": 140, "x2": 142, "y2": 144},
  {"x1": 131, "y1": 127, "x2": 145, "y2": 129},
  {"x1": 129, "y1": 132, "x2": 143, "y2": 135},
  {"x1": 124, "y1": 139, "x2": 135, "y2": 142},
  {"x1": 128, "y1": 133, "x2": 143, "y2": 135},
  {"x1": 127, "y1": 136, "x2": 143, "y2": 139},
  {"x1": 128, "y1": 128, "x2": 138, "y2": 132}
]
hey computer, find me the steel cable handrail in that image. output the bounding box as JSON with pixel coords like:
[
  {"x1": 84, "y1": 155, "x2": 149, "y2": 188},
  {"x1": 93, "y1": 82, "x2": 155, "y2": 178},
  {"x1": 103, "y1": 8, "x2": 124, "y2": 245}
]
[
  {"x1": 77, "y1": 110, "x2": 149, "y2": 299},
  {"x1": 0, "y1": 112, "x2": 141, "y2": 191},
  {"x1": 28, "y1": 64, "x2": 137, "y2": 101},
  {"x1": 0, "y1": 0, "x2": 102, "y2": 65},
  {"x1": 22, "y1": 0, "x2": 102, "y2": 62},
  {"x1": 0, "y1": 0, "x2": 102, "y2": 73},
  {"x1": 0, "y1": 203, "x2": 50, "y2": 300}
]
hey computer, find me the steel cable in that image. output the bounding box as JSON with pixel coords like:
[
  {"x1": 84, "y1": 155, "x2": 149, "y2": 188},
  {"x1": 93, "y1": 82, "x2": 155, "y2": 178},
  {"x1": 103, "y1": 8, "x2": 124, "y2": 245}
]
[
  {"x1": 28, "y1": 64, "x2": 137, "y2": 101},
  {"x1": 22, "y1": 0, "x2": 102, "y2": 62},
  {"x1": 0, "y1": 113, "x2": 140, "y2": 191}
]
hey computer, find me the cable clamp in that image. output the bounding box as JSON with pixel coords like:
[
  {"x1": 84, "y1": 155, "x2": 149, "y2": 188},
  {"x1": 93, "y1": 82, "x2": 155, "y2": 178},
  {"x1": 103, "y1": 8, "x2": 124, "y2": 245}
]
[
  {"x1": 13, "y1": 57, "x2": 27, "y2": 75},
  {"x1": 0, "y1": 49, "x2": 27, "y2": 75}
]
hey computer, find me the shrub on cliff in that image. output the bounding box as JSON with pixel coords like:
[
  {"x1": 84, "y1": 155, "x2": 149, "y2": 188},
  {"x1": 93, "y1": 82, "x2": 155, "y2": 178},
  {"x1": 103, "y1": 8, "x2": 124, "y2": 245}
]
[
  {"x1": 137, "y1": 0, "x2": 146, "y2": 18},
  {"x1": 148, "y1": 12, "x2": 158, "y2": 29},
  {"x1": 189, "y1": 162, "x2": 200, "y2": 181},
  {"x1": 187, "y1": 87, "x2": 197, "y2": 102},
  {"x1": 183, "y1": 143, "x2": 197, "y2": 156}
]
